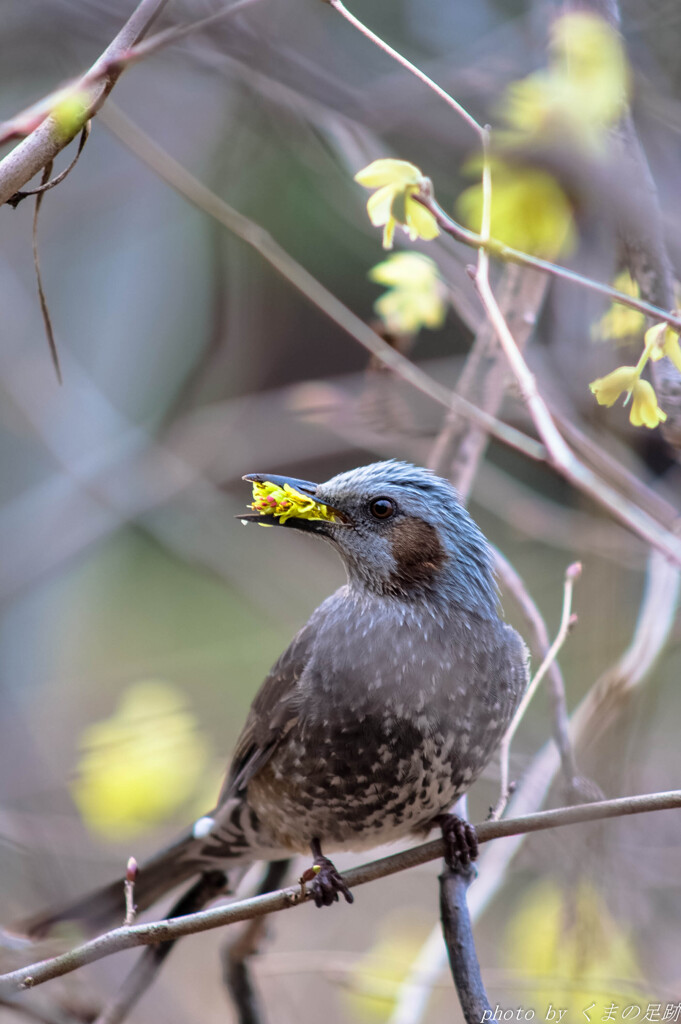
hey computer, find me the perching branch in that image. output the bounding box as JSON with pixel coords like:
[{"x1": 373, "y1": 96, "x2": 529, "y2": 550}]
[{"x1": 2, "y1": 791, "x2": 680, "y2": 998}]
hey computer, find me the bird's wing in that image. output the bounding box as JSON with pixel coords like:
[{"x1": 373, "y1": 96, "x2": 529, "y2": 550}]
[{"x1": 217, "y1": 620, "x2": 315, "y2": 803}]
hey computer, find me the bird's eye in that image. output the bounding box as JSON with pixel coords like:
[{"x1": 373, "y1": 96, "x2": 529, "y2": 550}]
[{"x1": 369, "y1": 498, "x2": 395, "y2": 520}]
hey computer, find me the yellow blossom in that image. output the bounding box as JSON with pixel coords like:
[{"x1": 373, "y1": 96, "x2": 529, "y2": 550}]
[
  {"x1": 505, "y1": 879, "x2": 647, "y2": 1022},
  {"x1": 250, "y1": 480, "x2": 338, "y2": 524},
  {"x1": 591, "y1": 270, "x2": 645, "y2": 343},
  {"x1": 369, "y1": 253, "x2": 447, "y2": 333},
  {"x1": 628, "y1": 378, "x2": 667, "y2": 428},
  {"x1": 589, "y1": 366, "x2": 639, "y2": 406},
  {"x1": 354, "y1": 159, "x2": 439, "y2": 250},
  {"x1": 590, "y1": 366, "x2": 667, "y2": 428},
  {"x1": 457, "y1": 160, "x2": 574, "y2": 257},
  {"x1": 644, "y1": 321, "x2": 681, "y2": 372}
]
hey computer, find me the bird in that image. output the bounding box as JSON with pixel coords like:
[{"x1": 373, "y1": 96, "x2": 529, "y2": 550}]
[{"x1": 24, "y1": 460, "x2": 528, "y2": 935}]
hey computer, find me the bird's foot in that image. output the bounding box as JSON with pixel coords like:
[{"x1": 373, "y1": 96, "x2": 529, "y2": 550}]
[
  {"x1": 309, "y1": 841, "x2": 354, "y2": 908},
  {"x1": 436, "y1": 814, "x2": 478, "y2": 871}
]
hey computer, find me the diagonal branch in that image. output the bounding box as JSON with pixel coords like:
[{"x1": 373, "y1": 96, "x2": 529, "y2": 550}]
[{"x1": 0, "y1": 0, "x2": 170, "y2": 208}]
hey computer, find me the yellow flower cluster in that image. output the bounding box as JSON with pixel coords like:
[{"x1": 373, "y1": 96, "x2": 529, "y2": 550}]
[
  {"x1": 354, "y1": 159, "x2": 439, "y2": 250},
  {"x1": 457, "y1": 13, "x2": 630, "y2": 259},
  {"x1": 589, "y1": 320, "x2": 681, "y2": 429},
  {"x1": 250, "y1": 480, "x2": 338, "y2": 524},
  {"x1": 502, "y1": 11, "x2": 629, "y2": 149}
]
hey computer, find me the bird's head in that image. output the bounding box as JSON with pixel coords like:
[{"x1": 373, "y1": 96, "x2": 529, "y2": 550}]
[{"x1": 240, "y1": 461, "x2": 497, "y2": 616}]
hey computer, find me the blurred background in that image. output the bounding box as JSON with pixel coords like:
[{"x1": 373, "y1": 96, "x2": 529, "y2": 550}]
[{"x1": 1, "y1": 0, "x2": 681, "y2": 1022}]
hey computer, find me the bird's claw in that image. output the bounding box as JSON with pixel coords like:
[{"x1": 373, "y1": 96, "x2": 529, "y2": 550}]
[
  {"x1": 439, "y1": 814, "x2": 478, "y2": 870},
  {"x1": 310, "y1": 855, "x2": 354, "y2": 908}
]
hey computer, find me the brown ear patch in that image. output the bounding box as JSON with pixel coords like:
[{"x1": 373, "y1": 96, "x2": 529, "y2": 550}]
[{"x1": 389, "y1": 517, "x2": 446, "y2": 589}]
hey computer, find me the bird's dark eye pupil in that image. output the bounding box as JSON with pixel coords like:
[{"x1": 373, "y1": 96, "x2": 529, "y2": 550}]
[{"x1": 370, "y1": 498, "x2": 395, "y2": 520}]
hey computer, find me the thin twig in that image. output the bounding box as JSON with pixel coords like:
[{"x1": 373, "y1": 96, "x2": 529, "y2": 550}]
[
  {"x1": 30, "y1": 160, "x2": 61, "y2": 384},
  {"x1": 493, "y1": 547, "x2": 578, "y2": 788},
  {"x1": 492, "y1": 562, "x2": 581, "y2": 820},
  {"x1": 92, "y1": 871, "x2": 227, "y2": 1024},
  {"x1": 8, "y1": 123, "x2": 90, "y2": 208},
  {"x1": 2, "y1": 791, "x2": 681, "y2": 997},
  {"x1": 123, "y1": 858, "x2": 137, "y2": 927},
  {"x1": 325, "y1": 0, "x2": 483, "y2": 138}
]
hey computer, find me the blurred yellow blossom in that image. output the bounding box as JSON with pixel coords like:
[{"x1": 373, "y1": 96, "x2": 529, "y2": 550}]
[
  {"x1": 354, "y1": 159, "x2": 439, "y2": 249},
  {"x1": 502, "y1": 12, "x2": 629, "y2": 149},
  {"x1": 591, "y1": 271, "x2": 645, "y2": 343},
  {"x1": 457, "y1": 160, "x2": 575, "y2": 257},
  {"x1": 505, "y1": 879, "x2": 645, "y2": 1020},
  {"x1": 590, "y1": 366, "x2": 667, "y2": 428},
  {"x1": 72, "y1": 680, "x2": 209, "y2": 839},
  {"x1": 645, "y1": 321, "x2": 681, "y2": 372},
  {"x1": 342, "y1": 912, "x2": 432, "y2": 1022},
  {"x1": 369, "y1": 253, "x2": 447, "y2": 334}
]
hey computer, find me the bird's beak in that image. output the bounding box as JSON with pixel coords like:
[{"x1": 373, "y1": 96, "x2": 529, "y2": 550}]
[{"x1": 238, "y1": 473, "x2": 350, "y2": 530}]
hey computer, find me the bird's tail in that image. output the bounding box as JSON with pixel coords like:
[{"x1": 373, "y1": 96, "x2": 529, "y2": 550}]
[{"x1": 21, "y1": 831, "x2": 207, "y2": 939}]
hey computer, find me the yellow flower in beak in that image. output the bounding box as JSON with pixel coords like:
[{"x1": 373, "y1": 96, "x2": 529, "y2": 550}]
[
  {"x1": 249, "y1": 481, "x2": 338, "y2": 524},
  {"x1": 355, "y1": 159, "x2": 439, "y2": 249}
]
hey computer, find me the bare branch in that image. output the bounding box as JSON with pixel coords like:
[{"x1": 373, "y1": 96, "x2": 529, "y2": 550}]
[{"x1": 493, "y1": 549, "x2": 578, "y2": 790}]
